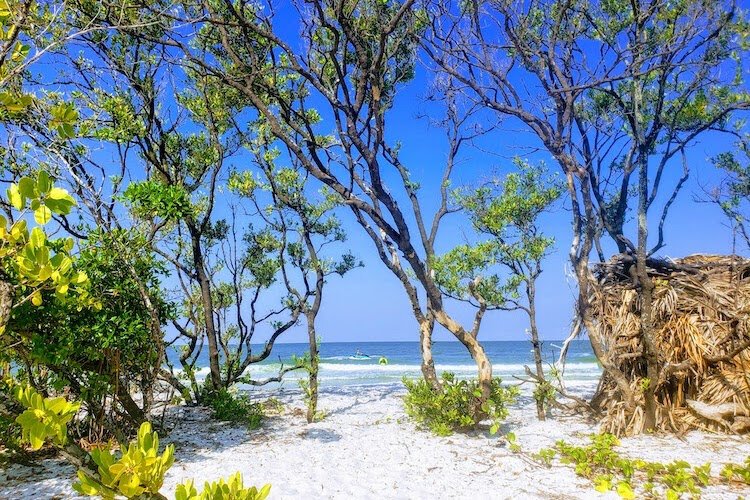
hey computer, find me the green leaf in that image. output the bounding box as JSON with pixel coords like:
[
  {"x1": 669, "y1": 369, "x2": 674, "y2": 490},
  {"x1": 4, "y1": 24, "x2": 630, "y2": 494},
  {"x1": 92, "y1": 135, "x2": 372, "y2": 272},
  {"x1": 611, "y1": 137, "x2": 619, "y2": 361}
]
[
  {"x1": 18, "y1": 177, "x2": 36, "y2": 199},
  {"x1": 34, "y1": 205, "x2": 52, "y2": 225},
  {"x1": 37, "y1": 171, "x2": 52, "y2": 194},
  {"x1": 616, "y1": 482, "x2": 635, "y2": 499},
  {"x1": 7, "y1": 184, "x2": 23, "y2": 210}
]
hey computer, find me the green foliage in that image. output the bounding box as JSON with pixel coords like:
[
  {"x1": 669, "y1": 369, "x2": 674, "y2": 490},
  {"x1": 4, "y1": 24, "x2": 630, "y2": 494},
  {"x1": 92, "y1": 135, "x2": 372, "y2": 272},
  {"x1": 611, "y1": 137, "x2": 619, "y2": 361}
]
[
  {"x1": 200, "y1": 386, "x2": 263, "y2": 429},
  {"x1": 73, "y1": 422, "x2": 174, "y2": 499},
  {"x1": 0, "y1": 375, "x2": 23, "y2": 458},
  {"x1": 505, "y1": 431, "x2": 521, "y2": 453},
  {"x1": 535, "y1": 434, "x2": 724, "y2": 499},
  {"x1": 434, "y1": 159, "x2": 560, "y2": 308},
  {"x1": 721, "y1": 457, "x2": 750, "y2": 484},
  {"x1": 123, "y1": 180, "x2": 195, "y2": 221},
  {"x1": 175, "y1": 472, "x2": 271, "y2": 500},
  {"x1": 403, "y1": 372, "x2": 518, "y2": 436},
  {"x1": 49, "y1": 102, "x2": 79, "y2": 139},
  {"x1": 0, "y1": 172, "x2": 90, "y2": 308},
  {"x1": 13, "y1": 384, "x2": 80, "y2": 451},
  {"x1": 7, "y1": 228, "x2": 171, "y2": 430},
  {"x1": 532, "y1": 378, "x2": 556, "y2": 413}
]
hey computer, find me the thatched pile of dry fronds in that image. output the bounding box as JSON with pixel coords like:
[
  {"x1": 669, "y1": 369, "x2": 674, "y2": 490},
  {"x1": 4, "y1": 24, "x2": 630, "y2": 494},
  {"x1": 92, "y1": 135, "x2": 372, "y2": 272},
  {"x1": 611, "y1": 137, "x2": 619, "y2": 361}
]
[{"x1": 587, "y1": 254, "x2": 750, "y2": 436}]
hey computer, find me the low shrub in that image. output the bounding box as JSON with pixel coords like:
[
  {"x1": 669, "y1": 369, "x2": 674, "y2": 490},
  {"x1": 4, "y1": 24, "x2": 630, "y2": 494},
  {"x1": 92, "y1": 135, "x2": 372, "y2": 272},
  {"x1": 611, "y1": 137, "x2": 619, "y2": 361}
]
[
  {"x1": 13, "y1": 386, "x2": 271, "y2": 499},
  {"x1": 200, "y1": 387, "x2": 263, "y2": 429},
  {"x1": 403, "y1": 372, "x2": 518, "y2": 436},
  {"x1": 73, "y1": 422, "x2": 174, "y2": 498}
]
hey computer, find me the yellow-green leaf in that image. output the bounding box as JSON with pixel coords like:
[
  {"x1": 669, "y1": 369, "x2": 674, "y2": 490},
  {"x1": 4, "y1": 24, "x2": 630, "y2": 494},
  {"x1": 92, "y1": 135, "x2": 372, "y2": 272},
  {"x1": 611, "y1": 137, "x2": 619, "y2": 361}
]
[{"x1": 34, "y1": 205, "x2": 52, "y2": 225}]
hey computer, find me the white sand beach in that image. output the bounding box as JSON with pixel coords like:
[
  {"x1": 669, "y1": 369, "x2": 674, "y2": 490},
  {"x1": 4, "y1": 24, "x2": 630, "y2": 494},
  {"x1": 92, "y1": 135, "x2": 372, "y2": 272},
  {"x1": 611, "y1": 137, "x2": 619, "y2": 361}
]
[{"x1": 2, "y1": 382, "x2": 750, "y2": 499}]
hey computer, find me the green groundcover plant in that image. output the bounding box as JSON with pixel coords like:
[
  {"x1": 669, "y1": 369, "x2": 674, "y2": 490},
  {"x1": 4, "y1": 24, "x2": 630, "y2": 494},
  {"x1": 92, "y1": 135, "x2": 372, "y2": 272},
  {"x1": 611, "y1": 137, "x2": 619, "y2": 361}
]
[{"x1": 532, "y1": 433, "x2": 750, "y2": 499}]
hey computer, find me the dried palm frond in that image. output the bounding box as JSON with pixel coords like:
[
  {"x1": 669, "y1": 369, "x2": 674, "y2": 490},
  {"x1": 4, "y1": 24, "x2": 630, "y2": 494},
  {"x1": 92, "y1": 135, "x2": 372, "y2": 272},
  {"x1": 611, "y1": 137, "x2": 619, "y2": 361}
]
[{"x1": 586, "y1": 254, "x2": 750, "y2": 435}]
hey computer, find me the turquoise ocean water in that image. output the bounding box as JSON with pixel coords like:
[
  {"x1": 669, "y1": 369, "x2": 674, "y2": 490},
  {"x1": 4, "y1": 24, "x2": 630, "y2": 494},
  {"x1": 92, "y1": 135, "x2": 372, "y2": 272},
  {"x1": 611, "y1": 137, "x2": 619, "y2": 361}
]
[{"x1": 166, "y1": 340, "x2": 601, "y2": 390}]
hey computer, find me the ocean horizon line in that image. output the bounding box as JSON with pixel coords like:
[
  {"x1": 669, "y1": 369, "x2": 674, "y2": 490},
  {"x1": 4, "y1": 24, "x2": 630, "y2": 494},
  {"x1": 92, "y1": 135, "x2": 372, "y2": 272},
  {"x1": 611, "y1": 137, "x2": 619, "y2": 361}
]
[{"x1": 167, "y1": 338, "x2": 590, "y2": 346}]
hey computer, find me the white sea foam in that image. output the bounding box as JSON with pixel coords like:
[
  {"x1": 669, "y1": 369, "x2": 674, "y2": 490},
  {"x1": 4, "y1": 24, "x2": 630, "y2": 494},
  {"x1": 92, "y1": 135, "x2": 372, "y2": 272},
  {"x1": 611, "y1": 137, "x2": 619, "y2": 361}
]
[{"x1": 176, "y1": 361, "x2": 601, "y2": 385}]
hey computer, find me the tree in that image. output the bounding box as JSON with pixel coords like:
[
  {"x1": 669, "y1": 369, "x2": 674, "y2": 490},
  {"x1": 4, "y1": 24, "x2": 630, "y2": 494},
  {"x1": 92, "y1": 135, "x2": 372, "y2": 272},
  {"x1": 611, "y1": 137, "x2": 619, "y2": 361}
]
[
  {"x1": 229, "y1": 148, "x2": 359, "y2": 422},
  {"x1": 424, "y1": 0, "x2": 750, "y2": 431},
  {"x1": 434, "y1": 159, "x2": 561, "y2": 420},
  {"x1": 8, "y1": 229, "x2": 172, "y2": 434}
]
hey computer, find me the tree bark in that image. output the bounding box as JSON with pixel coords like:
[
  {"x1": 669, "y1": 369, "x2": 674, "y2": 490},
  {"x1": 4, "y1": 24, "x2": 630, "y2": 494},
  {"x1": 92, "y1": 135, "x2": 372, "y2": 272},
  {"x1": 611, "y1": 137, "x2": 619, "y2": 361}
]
[
  {"x1": 636, "y1": 148, "x2": 659, "y2": 431},
  {"x1": 419, "y1": 313, "x2": 440, "y2": 390},
  {"x1": 527, "y1": 280, "x2": 546, "y2": 420},
  {"x1": 188, "y1": 224, "x2": 222, "y2": 391},
  {"x1": 434, "y1": 310, "x2": 493, "y2": 415},
  {"x1": 306, "y1": 312, "x2": 320, "y2": 424}
]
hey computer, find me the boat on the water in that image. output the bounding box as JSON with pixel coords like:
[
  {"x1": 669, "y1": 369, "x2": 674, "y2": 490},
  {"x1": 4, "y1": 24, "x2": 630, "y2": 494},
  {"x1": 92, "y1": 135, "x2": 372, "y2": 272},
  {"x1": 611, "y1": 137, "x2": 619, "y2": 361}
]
[{"x1": 349, "y1": 349, "x2": 370, "y2": 360}]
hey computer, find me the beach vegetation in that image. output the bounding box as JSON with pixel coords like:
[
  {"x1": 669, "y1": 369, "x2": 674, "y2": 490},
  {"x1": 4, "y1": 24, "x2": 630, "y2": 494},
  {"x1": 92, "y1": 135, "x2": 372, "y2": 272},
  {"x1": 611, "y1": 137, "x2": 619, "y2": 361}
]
[
  {"x1": 199, "y1": 386, "x2": 264, "y2": 429},
  {"x1": 427, "y1": 0, "x2": 750, "y2": 434},
  {"x1": 73, "y1": 422, "x2": 174, "y2": 498},
  {"x1": 175, "y1": 472, "x2": 271, "y2": 500},
  {"x1": 11, "y1": 386, "x2": 272, "y2": 500},
  {"x1": 403, "y1": 372, "x2": 518, "y2": 436},
  {"x1": 532, "y1": 433, "x2": 750, "y2": 498},
  {"x1": 435, "y1": 159, "x2": 561, "y2": 420},
  {"x1": 173, "y1": 0, "x2": 502, "y2": 415},
  {"x1": 13, "y1": 385, "x2": 80, "y2": 451}
]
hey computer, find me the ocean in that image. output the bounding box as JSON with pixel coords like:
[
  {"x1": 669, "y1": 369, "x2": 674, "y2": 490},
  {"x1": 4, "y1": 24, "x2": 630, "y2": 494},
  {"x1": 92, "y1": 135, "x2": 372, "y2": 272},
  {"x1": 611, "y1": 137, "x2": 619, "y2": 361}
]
[{"x1": 166, "y1": 340, "x2": 601, "y2": 390}]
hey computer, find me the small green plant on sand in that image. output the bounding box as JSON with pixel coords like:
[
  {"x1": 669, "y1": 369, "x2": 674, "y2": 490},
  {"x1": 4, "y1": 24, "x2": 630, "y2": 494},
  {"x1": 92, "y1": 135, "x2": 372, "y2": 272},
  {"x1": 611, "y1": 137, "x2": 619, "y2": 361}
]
[
  {"x1": 176, "y1": 472, "x2": 271, "y2": 500},
  {"x1": 403, "y1": 372, "x2": 518, "y2": 436},
  {"x1": 73, "y1": 422, "x2": 174, "y2": 498},
  {"x1": 533, "y1": 433, "x2": 750, "y2": 499},
  {"x1": 721, "y1": 457, "x2": 750, "y2": 484}
]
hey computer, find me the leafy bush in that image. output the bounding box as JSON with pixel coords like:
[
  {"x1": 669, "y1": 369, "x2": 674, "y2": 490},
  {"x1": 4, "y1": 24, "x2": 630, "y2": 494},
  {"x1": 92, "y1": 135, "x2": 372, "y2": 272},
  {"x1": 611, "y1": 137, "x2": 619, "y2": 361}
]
[
  {"x1": 74, "y1": 422, "x2": 174, "y2": 498},
  {"x1": 9, "y1": 228, "x2": 172, "y2": 435},
  {"x1": 200, "y1": 387, "x2": 263, "y2": 429},
  {"x1": 13, "y1": 387, "x2": 272, "y2": 499},
  {"x1": 403, "y1": 372, "x2": 518, "y2": 436},
  {"x1": 175, "y1": 472, "x2": 271, "y2": 500}
]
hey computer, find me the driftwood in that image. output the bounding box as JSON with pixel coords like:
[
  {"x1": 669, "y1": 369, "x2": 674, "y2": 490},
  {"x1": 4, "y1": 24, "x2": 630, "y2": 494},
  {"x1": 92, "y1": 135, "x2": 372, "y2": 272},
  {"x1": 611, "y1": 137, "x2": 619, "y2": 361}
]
[
  {"x1": 686, "y1": 400, "x2": 750, "y2": 433},
  {"x1": 586, "y1": 254, "x2": 750, "y2": 435}
]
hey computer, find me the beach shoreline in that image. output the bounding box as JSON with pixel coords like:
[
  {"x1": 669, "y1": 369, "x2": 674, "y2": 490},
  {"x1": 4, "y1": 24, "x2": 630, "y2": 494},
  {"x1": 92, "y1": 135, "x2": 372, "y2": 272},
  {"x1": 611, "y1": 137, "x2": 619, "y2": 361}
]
[{"x1": 3, "y1": 380, "x2": 750, "y2": 499}]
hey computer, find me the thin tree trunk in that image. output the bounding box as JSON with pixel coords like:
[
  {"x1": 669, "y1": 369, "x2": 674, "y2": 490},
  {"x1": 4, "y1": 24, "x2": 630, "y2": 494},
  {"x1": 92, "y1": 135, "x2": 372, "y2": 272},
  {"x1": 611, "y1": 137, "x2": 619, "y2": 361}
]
[
  {"x1": 303, "y1": 230, "x2": 324, "y2": 423},
  {"x1": 527, "y1": 280, "x2": 546, "y2": 420},
  {"x1": 0, "y1": 280, "x2": 13, "y2": 331},
  {"x1": 189, "y1": 225, "x2": 222, "y2": 391},
  {"x1": 465, "y1": 336, "x2": 493, "y2": 411},
  {"x1": 419, "y1": 313, "x2": 440, "y2": 390},
  {"x1": 636, "y1": 149, "x2": 659, "y2": 431},
  {"x1": 306, "y1": 312, "x2": 319, "y2": 423},
  {"x1": 435, "y1": 309, "x2": 493, "y2": 416}
]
